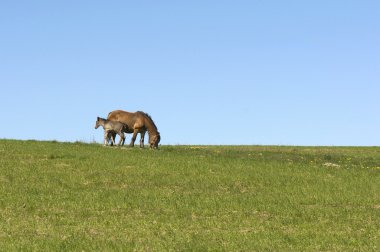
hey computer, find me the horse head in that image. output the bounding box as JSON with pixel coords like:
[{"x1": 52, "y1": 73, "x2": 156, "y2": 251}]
[
  {"x1": 95, "y1": 117, "x2": 101, "y2": 129},
  {"x1": 149, "y1": 132, "x2": 161, "y2": 149}
]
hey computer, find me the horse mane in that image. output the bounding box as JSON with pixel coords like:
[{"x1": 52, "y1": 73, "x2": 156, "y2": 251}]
[{"x1": 137, "y1": 111, "x2": 158, "y2": 132}]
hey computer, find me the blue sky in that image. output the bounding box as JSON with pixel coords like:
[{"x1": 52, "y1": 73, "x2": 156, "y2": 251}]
[{"x1": 1, "y1": 1, "x2": 379, "y2": 145}]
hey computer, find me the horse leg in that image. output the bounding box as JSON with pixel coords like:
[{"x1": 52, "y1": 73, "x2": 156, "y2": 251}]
[
  {"x1": 106, "y1": 132, "x2": 113, "y2": 146},
  {"x1": 108, "y1": 131, "x2": 116, "y2": 146},
  {"x1": 139, "y1": 130, "x2": 146, "y2": 148},
  {"x1": 130, "y1": 129, "x2": 138, "y2": 147},
  {"x1": 109, "y1": 132, "x2": 116, "y2": 146},
  {"x1": 121, "y1": 132, "x2": 126, "y2": 146},
  {"x1": 103, "y1": 130, "x2": 109, "y2": 146},
  {"x1": 122, "y1": 131, "x2": 127, "y2": 146},
  {"x1": 106, "y1": 132, "x2": 111, "y2": 145},
  {"x1": 117, "y1": 131, "x2": 125, "y2": 146}
]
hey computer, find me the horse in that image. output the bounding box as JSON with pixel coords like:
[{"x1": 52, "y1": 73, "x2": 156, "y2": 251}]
[
  {"x1": 107, "y1": 110, "x2": 161, "y2": 148},
  {"x1": 94, "y1": 117, "x2": 129, "y2": 146}
]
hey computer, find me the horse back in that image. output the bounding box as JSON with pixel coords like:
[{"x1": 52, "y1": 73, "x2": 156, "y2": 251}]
[{"x1": 107, "y1": 110, "x2": 140, "y2": 129}]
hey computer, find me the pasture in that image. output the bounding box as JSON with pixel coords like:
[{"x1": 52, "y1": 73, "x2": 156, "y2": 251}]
[{"x1": 0, "y1": 139, "x2": 379, "y2": 251}]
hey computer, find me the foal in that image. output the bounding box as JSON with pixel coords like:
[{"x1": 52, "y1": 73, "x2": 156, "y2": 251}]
[{"x1": 94, "y1": 117, "x2": 128, "y2": 146}]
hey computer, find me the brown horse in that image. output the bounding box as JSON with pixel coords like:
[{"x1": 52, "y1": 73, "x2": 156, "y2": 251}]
[{"x1": 107, "y1": 110, "x2": 161, "y2": 148}]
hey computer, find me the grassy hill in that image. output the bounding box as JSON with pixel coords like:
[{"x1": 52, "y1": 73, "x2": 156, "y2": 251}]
[{"x1": 0, "y1": 139, "x2": 379, "y2": 251}]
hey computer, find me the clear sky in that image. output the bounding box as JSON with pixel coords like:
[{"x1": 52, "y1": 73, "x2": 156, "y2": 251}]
[{"x1": 1, "y1": 1, "x2": 379, "y2": 146}]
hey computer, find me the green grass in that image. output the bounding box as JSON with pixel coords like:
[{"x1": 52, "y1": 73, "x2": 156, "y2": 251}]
[{"x1": 0, "y1": 139, "x2": 379, "y2": 251}]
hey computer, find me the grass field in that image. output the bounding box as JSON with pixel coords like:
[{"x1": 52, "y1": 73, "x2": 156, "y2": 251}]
[{"x1": 0, "y1": 139, "x2": 379, "y2": 251}]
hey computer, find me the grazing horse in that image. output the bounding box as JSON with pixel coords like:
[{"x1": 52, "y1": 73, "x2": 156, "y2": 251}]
[
  {"x1": 107, "y1": 110, "x2": 161, "y2": 148},
  {"x1": 94, "y1": 117, "x2": 128, "y2": 146}
]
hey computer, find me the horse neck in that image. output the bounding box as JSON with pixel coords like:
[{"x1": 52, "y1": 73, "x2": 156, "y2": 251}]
[
  {"x1": 144, "y1": 119, "x2": 158, "y2": 136},
  {"x1": 98, "y1": 119, "x2": 107, "y2": 127}
]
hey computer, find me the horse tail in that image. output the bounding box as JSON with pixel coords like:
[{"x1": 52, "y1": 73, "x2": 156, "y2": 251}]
[
  {"x1": 107, "y1": 111, "x2": 114, "y2": 119},
  {"x1": 107, "y1": 110, "x2": 124, "y2": 120}
]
